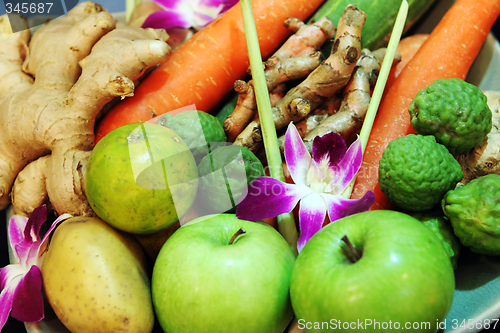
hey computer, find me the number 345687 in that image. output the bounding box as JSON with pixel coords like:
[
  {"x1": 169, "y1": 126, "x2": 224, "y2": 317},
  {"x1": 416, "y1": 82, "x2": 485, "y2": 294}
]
[{"x1": 5, "y1": 2, "x2": 53, "y2": 14}]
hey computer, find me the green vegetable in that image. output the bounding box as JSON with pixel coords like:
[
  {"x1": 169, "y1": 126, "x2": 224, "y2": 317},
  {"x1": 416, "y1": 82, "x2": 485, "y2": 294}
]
[
  {"x1": 156, "y1": 110, "x2": 227, "y2": 163},
  {"x1": 409, "y1": 78, "x2": 492, "y2": 156},
  {"x1": 197, "y1": 145, "x2": 264, "y2": 214},
  {"x1": 378, "y1": 134, "x2": 463, "y2": 212},
  {"x1": 215, "y1": 92, "x2": 239, "y2": 127},
  {"x1": 310, "y1": 0, "x2": 437, "y2": 51},
  {"x1": 409, "y1": 209, "x2": 462, "y2": 269},
  {"x1": 442, "y1": 174, "x2": 500, "y2": 256}
]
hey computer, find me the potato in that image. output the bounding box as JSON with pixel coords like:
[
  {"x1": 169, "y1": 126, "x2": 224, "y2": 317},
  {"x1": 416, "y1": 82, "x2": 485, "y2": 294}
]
[{"x1": 41, "y1": 216, "x2": 154, "y2": 333}]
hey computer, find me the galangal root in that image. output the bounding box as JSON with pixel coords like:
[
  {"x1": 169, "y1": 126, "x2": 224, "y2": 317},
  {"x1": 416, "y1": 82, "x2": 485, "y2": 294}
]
[
  {"x1": 0, "y1": 2, "x2": 171, "y2": 217},
  {"x1": 301, "y1": 48, "x2": 399, "y2": 151},
  {"x1": 234, "y1": 4, "x2": 366, "y2": 151},
  {"x1": 223, "y1": 16, "x2": 336, "y2": 142}
]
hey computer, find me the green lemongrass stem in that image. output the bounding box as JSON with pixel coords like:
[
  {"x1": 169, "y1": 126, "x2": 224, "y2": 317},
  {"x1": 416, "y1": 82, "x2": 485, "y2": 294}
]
[
  {"x1": 239, "y1": 0, "x2": 298, "y2": 255},
  {"x1": 126, "y1": 0, "x2": 143, "y2": 23},
  {"x1": 342, "y1": 0, "x2": 409, "y2": 199}
]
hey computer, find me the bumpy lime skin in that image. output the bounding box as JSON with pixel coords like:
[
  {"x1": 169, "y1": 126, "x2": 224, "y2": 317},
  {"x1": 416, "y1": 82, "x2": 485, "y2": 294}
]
[
  {"x1": 379, "y1": 134, "x2": 463, "y2": 212},
  {"x1": 409, "y1": 209, "x2": 462, "y2": 269},
  {"x1": 197, "y1": 145, "x2": 264, "y2": 213},
  {"x1": 156, "y1": 110, "x2": 227, "y2": 163},
  {"x1": 409, "y1": 78, "x2": 492, "y2": 156},
  {"x1": 442, "y1": 174, "x2": 500, "y2": 256}
]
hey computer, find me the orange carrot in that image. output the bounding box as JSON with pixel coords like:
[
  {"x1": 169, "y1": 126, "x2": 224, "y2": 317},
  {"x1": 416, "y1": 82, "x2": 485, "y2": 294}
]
[
  {"x1": 385, "y1": 34, "x2": 428, "y2": 88},
  {"x1": 351, "y1": 0, "x2": 500, "y2": 210},
  {"x1": 94, "y1": 0, "x2": 325, "y2": 142}
]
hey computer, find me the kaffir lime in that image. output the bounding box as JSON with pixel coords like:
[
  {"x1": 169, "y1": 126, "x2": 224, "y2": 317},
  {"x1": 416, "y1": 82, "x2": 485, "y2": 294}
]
[
  {"x1": 379, "y1": 134, "x2": 463, "y2": 212},
  {"x1": 409, "y1": 209, "x2": 462, "y2": 269},
  {"x1": 409, "y1": 78, "x2": 492, "y2": 156},
  {"x1": 156, "y1": 110, "x2": 227, "y2": 163},
  {"x1": 442, "y1": 174, "x2": 500, "y2": 256}
]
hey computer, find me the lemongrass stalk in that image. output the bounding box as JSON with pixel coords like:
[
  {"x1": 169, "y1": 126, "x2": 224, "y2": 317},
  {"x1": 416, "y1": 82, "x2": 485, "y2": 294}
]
[
  {"x1": 342, "y1": 0, "x2": 409, "y2": 199},
  {"x1": 239, "y1": 0, "x2": 298, "y2": 255},
  {"x1": 126, "y1": 0, "x2": 143, "y2": 23}
]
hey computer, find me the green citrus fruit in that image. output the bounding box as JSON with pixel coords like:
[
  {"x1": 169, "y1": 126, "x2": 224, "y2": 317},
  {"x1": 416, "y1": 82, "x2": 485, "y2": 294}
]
[
  {"x1": 196, "y1": 145, "x2": 264, "y2": 214},
  {"x1": 85, "y1": 122, "x2": 198, "y2": 234},
  {"x1": 408, "y1": 209, "x2": 462, "y2": 269},
  {"x1": 156, "y1": 110, "x2": 227, "y2": 163},
  {"x1": 379, "y1": 134, "x2": 463, "y2": 212},
  {"x1": 409, "y1": 78, "x2": 492, "y2": 155},
  {"x1": 442, "y1": 174, "x2": 500, "y2": 256}
]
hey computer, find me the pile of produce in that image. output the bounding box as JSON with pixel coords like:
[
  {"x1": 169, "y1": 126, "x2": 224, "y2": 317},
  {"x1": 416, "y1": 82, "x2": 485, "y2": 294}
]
[{"x1": 1, "y1": 0, "x2": 500, "y2": 332}]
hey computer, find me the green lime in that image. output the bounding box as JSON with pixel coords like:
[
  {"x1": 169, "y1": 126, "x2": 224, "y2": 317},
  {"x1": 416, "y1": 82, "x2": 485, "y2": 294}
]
[
  {"x1": 379, "y1": 134, "x2": 463, "y2": 212},
  {"x1": 85, "y1": 123, "x2": 198, "y2": 234},
  {"x1": 409, "y1": 78, "x2": 492, "y2": 156},
  {"x1": 156, "y1": 110, "x2": 227, "y2": 163},
  {"x1": 408, "y1": 209, "x2": 462, "y2": 269},
  {"x1": 442, "y1": 174, "x2": 500, "y2": 256},
  {"x1": 196, "y1": 145, "x2": 264, "y2": 214}
]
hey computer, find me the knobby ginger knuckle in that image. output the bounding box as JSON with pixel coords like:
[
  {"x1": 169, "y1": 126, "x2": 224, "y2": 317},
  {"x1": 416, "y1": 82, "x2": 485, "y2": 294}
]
[{"x1": 0, "y1": 1, "x2": 171, "y2": 217}]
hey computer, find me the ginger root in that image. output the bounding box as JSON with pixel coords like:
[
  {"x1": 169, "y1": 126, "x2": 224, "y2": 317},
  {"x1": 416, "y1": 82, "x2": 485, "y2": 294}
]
[
  {"x1": 457, "y1": 90, "x2": 500, "y2": 184},
  {"x1": 0, "y1": 2, "x2": 171, "y2": 217}
]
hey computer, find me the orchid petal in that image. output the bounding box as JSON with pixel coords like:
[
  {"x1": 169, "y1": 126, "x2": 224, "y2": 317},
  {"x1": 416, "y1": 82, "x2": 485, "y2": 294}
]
[
  {"x1": 153, "y1": 0, "x2": 184, "y2": 10},
  {"x1": 147, "y1": 0, "x2": 236, "y2": 29},
  {"x1": 306, "y1": 157, "x2": 325, "y2": 184},
  {"x1": 14, "y1": 241, "x2": 38, "y2": 268},
  {"x1": 1, "y1": 264, "x2": 25, "y2": 290},
  {"x1": 7, "y1": 215, "x2": 28, "y2": 263},
  {"x1": 24, "y1": 241, "x2": 42, "y2": 268},
  {"x1": 325, "y1": 137, "x2": 363, "y2": 194},
  {"x1": 142, "y1": 10, "x2": 192, "y2": 29},
  {"x1": 218, "y1": 0, "x2": 238, "y2": 12},
  {"x1": 284, "y1": 123, "x2": 312, "y2": 186},
  {"x1": 0, "y1": 274, "x2": 16, "y2": 331},
  {"x1": 8, "y1": 215, "x2": 28, "y2": 248},
  {"x1": 236, "y1": 177, "x2": 310, "y2": 221},
  {"x1": 24, "y1": 205, "x2": 46, "y2": 242},
  {"x1": 199, "y1": 0, "x2": 235, "y2": 11},
  {"x1": 11, "y1": 265, "x2": 43, "y2": 323},
  {"x1": 297, "y1": 194, "x2": 327, "y2": 252},
  {"x1": 37, "y1": 213, "x2": 72, "y2": 262},
  {"x1": 322, "y1": 191, "x2": 375, "y2": 222},
  {"x1": 312, "y1": 131, "x2": 347, "y2": 166}
]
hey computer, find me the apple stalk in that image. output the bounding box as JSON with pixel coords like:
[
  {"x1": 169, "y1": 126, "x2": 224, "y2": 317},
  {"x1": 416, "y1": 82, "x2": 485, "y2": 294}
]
[
  {"x1": 228, "y1": 228, "x2": 247, "y2": 245},
  {"x1": 341, "y1": 235, "x2": 361, "y2": 263}
]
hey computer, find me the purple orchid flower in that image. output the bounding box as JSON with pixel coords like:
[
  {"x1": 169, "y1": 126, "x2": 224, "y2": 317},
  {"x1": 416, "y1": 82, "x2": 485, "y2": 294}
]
[
  {"x1": 142, "y1": 0, "x2": 238, "y2": 30},
  {"x1": 236, "y1": 123, "x2": 375, "y2": 252},
  {"x1": 0, "y1": 205, "x2": 71, "y2": 330}
]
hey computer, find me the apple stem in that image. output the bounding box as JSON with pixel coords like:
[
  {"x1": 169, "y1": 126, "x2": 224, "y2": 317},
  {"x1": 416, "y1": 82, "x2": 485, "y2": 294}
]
[
  {"x1": 228, "y1": 228, "x2": 246, "y2": 245},
  {"x1": 341, "y1": 235, "x2": 361, "y2": 263}
]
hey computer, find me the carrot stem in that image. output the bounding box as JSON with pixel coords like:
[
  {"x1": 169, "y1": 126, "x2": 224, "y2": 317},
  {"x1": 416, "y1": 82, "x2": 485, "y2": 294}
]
[
  {"x1": 342, "y1": 0, "x2": 408, "y2": 198},
  {"x1": 240, "y1": 0, "x2": 298, "y2": 255}
]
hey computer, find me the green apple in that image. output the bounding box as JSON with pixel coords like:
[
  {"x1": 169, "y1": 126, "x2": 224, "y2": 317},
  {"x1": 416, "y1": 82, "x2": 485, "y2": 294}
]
[
  {"x1": 151, "y1": 214, "x2": 296, "y2": 333},
  {"x1": 290, "y1": 210, "x2": 455, "y2": 332}
]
